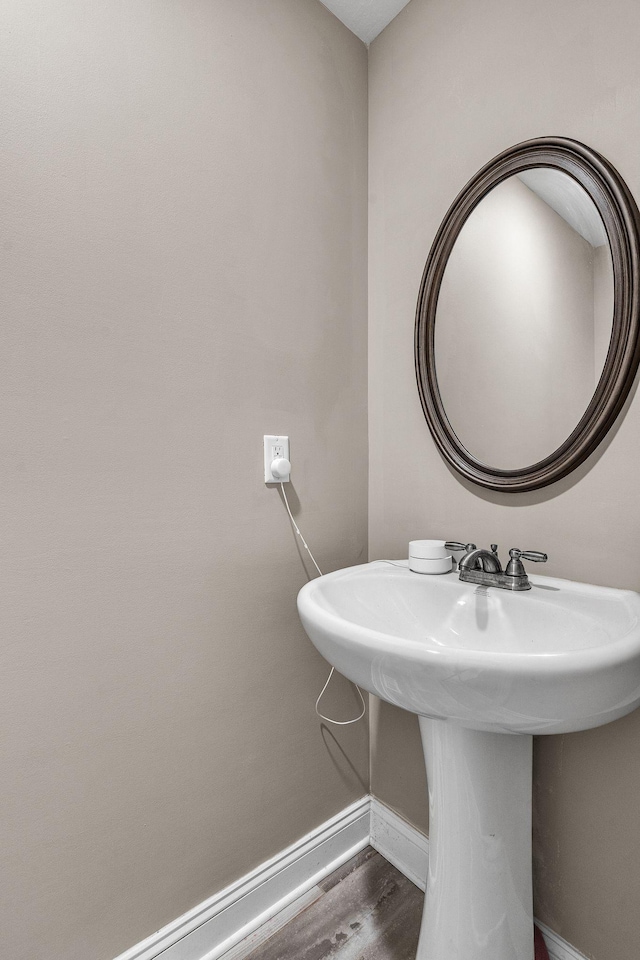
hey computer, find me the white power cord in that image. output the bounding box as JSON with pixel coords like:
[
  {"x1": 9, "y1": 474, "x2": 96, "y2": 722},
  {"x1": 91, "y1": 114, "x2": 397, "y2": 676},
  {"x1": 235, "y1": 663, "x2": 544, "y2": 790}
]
[
  {"x1": 280, "y1": 482, "x2": 366, "y2": 725},
  {"x1": 279, "y1": 481, "x2": 323, "y2": 577},
  {"x1": 313, "y1": 665, "x2": 365, "y2": 725}
]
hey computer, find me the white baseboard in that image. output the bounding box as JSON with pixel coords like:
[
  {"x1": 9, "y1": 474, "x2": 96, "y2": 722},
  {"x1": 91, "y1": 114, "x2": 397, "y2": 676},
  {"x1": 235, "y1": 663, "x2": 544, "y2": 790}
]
[
  {"x1": 113, "y1": 796, "x2": 369, "y2": 960},
  {"x1": 369, "y1": 797, "x2": 429, "y2": 891},
  {"x1": 535, "y1": 922, "x2": 590, "y2": 960},
  {"x1": 114, "y1": 794, "x2": 587, "y2": 960}
]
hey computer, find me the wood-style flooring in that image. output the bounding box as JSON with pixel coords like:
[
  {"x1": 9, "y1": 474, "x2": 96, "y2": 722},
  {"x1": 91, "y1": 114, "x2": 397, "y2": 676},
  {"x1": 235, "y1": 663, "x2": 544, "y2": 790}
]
[{"x1": 227, "y1": 847, "x2": 424, "y2": 960}]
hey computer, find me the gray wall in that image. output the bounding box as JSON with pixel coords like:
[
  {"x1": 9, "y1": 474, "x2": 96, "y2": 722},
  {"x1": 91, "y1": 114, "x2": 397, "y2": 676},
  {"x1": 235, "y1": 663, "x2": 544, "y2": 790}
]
[
  {"x1": 0, "y1": 3, "x2": 368, "y2": 958},
  {"x1": 5, "y1": 1, "x2": 639, "y2": 959},
  {"x1": 368, "y1": 1, "x2": 640, "y2": 959}
]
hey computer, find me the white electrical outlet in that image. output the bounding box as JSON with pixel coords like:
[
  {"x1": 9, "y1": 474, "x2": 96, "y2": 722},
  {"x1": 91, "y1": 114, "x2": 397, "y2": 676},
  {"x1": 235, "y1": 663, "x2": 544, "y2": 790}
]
[{"x1": 264, "y1": 435, "x2": 290, "y2": 483}]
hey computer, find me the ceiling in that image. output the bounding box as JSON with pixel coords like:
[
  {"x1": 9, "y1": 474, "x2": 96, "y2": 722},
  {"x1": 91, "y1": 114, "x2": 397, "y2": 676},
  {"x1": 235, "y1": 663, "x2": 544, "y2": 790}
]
[{"x1": 319, "y1": 0, "x2": 412, "y2": 44}]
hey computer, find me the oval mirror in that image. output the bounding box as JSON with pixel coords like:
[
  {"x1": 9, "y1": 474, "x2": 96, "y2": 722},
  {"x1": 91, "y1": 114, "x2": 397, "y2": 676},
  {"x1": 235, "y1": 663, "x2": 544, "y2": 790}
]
[{"x1": 415, "y1": 138, "x2": 640, "y2": 491}]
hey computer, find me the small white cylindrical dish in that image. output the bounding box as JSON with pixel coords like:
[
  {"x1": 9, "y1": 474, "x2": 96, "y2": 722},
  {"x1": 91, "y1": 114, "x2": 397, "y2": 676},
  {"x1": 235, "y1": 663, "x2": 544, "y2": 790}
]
[
  {"x1": 409, "y1": 540, "x2": 449, "y2": 559},
  {"x1": 409, "y1": 541, "x2": 451, "y2": 573},
  {"x1": 409, "y1": 555, "x2": 452, "y2": 574},
  {"x1": 409, "y1": 540, "x2": 451, "y2": 573}
]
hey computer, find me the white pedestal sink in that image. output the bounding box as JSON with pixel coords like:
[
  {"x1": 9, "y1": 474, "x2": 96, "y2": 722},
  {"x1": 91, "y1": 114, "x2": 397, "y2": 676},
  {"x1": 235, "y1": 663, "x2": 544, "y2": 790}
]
[{"x1": 297, "y1": 561, "x2": 640, "y2": 960}]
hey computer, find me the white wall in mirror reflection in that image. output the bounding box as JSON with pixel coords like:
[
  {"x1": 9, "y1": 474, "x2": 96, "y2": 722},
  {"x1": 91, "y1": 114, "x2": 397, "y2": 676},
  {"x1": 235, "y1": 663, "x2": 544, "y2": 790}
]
[{"x1": 435, "y1": 172, "x2": 614, "y2": 470}]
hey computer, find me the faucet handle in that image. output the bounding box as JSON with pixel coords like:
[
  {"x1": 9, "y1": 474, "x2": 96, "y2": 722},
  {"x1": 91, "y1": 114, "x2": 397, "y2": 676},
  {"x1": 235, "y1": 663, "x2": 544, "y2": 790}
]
[
  {"x1": 506, "y1": 548, "x2": 547, "y2": 579},
  {"x1": 446, "y1": 542, "x2": 476, "y2": 571},
  {"x1": 510, "y1": 548, "x2": 548, "y2": 562}
]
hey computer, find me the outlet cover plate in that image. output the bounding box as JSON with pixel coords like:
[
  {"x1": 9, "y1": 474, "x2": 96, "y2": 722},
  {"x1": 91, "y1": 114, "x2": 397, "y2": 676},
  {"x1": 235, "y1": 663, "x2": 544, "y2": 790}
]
[{"x1": 264, "y1": 435, "x2": 290, "y2": 483}]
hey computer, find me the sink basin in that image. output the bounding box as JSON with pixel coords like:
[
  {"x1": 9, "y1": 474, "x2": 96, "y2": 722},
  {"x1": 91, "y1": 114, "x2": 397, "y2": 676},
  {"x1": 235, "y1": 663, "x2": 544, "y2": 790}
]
[
  {"x1": 297, "y1": 561, "x2": 640, "y2": 960},
  {"x1": 298, "y1": 560, "x2": 640, "y2": 734}
]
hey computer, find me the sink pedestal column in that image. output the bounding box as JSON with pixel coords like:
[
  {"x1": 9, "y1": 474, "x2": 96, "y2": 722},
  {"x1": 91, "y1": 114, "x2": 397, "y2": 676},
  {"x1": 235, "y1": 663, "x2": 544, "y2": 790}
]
[{"x1": 417, "y1": 718, "x2": 534, "y2": 960}]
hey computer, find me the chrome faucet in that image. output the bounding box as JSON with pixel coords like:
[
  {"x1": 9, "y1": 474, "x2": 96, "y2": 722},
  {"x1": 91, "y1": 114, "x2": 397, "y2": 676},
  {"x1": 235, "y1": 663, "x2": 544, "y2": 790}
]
[{"x1": 445, "y1": 542, "x2": 547, "y2": 591}]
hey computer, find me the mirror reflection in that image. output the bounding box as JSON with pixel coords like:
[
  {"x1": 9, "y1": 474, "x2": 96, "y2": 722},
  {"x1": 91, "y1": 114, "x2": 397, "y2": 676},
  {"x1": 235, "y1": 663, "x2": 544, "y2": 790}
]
[{"x1": 434, "y1": 169, "x2": 614, "y2": 470}]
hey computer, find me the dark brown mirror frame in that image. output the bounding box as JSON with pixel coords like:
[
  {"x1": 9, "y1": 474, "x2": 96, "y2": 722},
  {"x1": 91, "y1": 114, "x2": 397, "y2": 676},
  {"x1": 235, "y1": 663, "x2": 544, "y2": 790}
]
[{"x1": 415, "y1": 137, "x2": 640, "y2": 492}]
